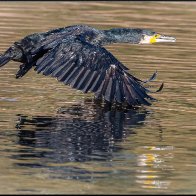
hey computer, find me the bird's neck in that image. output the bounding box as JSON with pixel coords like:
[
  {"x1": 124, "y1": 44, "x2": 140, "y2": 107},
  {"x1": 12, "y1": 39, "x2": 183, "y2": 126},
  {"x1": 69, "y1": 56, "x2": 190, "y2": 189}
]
[
  {"x1": 81, "y1": 28, "x2": 140, "y2": 46},
  {"x1": 100, "y1": 28, "x2": 137, "y2": 46}
]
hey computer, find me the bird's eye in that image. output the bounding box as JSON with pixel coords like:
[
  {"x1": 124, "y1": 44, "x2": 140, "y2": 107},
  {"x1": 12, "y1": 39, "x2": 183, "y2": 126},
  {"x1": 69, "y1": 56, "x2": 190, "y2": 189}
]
[{"x1": 154, "y1": 34, "x2": 160, "y2": 38}]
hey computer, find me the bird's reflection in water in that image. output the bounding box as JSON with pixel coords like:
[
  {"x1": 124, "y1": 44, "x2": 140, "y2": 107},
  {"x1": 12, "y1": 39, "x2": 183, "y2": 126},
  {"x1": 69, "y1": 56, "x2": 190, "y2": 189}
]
[{"x1": 14, "y1": 99, "x2": 149, "y2": 180}]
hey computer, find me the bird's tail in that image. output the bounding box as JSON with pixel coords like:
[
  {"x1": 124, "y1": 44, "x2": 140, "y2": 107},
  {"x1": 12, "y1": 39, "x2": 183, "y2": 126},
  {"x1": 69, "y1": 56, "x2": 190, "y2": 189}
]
[{"x1": 0, "y1": 53, "x2": 11, "y2": 67}]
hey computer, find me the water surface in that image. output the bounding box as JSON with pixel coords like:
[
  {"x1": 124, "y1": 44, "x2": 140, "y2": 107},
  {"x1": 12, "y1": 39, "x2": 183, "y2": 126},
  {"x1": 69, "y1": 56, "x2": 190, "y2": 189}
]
[{"x1": 0, "y1": 1, "x2": 196, "y2": 194}]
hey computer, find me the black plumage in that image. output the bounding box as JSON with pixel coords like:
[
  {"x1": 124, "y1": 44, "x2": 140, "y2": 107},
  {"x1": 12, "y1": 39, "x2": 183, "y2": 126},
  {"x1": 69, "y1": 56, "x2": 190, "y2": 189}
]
[{"x1": 0, "y1": 24, "x2": 175, "y2": 106}]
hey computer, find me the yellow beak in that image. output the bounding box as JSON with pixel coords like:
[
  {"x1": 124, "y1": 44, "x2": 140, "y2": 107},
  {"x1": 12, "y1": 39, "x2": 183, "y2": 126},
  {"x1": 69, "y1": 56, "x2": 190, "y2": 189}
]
[{"x1": 150, "y1": 34, "x2": 176, "y2": 44}]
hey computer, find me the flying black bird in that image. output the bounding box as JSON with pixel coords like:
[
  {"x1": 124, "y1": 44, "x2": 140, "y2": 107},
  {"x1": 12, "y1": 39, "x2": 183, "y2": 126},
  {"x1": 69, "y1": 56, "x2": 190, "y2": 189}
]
[{"x1": 0, "y1": 25, "x2": 176, "y2": 106}]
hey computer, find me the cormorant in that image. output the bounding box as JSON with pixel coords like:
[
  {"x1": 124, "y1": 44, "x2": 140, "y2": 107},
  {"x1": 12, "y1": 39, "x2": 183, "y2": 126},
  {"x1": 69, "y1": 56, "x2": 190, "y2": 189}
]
[{"x1": 0, "y1": 25, "x2": 176, "y2": 106}]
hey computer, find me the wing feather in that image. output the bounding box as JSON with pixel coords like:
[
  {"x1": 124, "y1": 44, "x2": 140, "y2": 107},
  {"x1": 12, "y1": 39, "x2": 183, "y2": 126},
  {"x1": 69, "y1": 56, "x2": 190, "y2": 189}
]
[
  {"x1": 34, "y1": 38, "x2": 158, "y2": 106},
  {"x1": 77, "y1": 69, "x2": 93, "y2": 91},
  {"x1": 70, "y1": 66, "x2": 86, "y2": 88},
  {"x1": 114, "y1": 79, "x2": 125, "y2": 103},
  {"x1": 82, "y1": 70, "x2": 99, "y2": 93}
]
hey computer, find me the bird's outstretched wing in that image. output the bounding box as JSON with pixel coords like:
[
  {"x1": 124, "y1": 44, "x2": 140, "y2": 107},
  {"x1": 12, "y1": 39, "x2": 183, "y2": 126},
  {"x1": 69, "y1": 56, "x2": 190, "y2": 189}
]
[{"x1": 34, "y1": 38, "x2": 158, "y2": 106}]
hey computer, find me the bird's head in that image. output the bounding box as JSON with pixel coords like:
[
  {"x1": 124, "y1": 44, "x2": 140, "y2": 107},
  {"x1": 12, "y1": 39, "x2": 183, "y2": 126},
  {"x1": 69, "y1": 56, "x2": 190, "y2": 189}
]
[{"x1": 138, "y1": 29, "x2": 176, "y2": 44}]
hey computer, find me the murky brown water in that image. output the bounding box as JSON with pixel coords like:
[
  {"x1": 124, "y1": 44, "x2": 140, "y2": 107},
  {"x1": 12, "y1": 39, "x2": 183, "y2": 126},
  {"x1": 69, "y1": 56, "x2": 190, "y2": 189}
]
[{"x1": 0, "y1": 1, "x2": 196, "y2": 194}]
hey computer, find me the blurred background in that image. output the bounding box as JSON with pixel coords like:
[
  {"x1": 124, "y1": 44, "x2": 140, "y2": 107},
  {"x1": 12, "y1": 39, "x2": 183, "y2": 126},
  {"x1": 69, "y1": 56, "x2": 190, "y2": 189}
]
[{"x1": 0, "y1": 1, "x2": 195, "y2": 194}]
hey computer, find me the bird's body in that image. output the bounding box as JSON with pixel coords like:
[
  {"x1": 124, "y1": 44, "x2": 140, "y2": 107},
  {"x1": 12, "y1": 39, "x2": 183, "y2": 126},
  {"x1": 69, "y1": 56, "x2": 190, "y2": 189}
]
[{"x1": 0, "y1": 24, "x2": 176, "y2": 106}]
